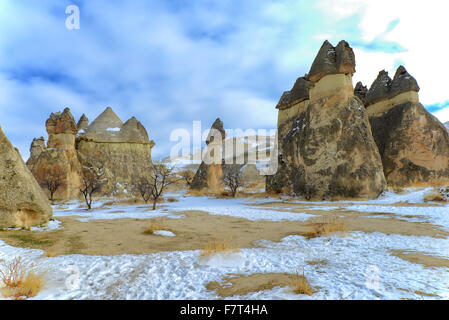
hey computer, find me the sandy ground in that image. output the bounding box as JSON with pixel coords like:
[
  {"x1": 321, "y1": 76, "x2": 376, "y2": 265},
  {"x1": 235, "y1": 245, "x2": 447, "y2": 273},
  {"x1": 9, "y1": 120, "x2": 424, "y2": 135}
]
[{"x1": 0, "y1": 203, "x2": 447, "y2": 262}]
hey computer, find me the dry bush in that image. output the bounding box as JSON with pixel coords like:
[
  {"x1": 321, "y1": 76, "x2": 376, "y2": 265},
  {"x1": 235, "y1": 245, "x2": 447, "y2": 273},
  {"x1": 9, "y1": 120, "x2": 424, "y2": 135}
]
[
  {"x1": 0, "y1": 257, "x2": 43, "y2": 299},
  {"x1": 200, "y1": 239, "x2": 240, "y2": 257},
  {"x1": 143, "y1": 220, "x2": 165, "y2": 235},
  {"x1": 424, "y1": 187, "x2": 449, "y2": 202},
  {"x1": 166, "y1": 197, "x2": 179, "y2": 203},
  {"x1": 304, "y1": 217, "x2": 346, "y2": 239},
  {"x1": 290, "y1": 268, "x2": 314, "y2": 295}
]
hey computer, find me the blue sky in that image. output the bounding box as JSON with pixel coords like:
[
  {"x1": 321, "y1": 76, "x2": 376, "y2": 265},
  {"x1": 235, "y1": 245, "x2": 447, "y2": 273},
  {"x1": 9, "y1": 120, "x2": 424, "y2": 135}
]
[{"x1": 1, "y1": 0, "x2": 449, "y2": 160}]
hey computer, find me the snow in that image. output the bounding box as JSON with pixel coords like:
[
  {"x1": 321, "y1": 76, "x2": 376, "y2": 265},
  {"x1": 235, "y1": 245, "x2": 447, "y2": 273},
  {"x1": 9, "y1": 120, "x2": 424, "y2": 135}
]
[
  {"x1": 1, "y1": 188, "x2": 448, "y2": 300},
  {"x1": 153, "y1": 230, "x2": 176, "y2": 237},
  {"x1": 106, "y1": 127, "x2": 120, "y2": 132}
]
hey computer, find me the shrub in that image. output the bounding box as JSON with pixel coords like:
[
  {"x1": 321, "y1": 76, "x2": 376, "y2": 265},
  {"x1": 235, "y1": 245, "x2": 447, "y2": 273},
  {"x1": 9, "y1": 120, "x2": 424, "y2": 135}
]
[
  {"x1": 290, "y1": 268, "x2": 314, "y2": 295},
  {"x1": 200, "y1": 239, "x2": 239, "y2": 257},
  {"x1": 0, "y1": 257, "x2": 43, "y2": 299}
]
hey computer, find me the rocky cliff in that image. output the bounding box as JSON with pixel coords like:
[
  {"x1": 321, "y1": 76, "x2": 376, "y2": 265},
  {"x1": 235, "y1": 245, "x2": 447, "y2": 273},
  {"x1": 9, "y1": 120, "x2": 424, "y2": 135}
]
[
  {"x1": 267, "y1": 40, "x2": 386, "y2": 199},
  {"x1": 1, "y1": 126, "x2": 52, "y2": 228},
  {"x1": 366, "y1": 66, "x2": 449, "y2": 186}
]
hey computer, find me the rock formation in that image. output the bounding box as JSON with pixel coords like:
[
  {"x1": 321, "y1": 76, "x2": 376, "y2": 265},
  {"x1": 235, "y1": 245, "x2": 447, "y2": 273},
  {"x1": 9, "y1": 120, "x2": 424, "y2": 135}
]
[
  {"x1": 444, "y1": 121, "x2": 449, "y2": 132},
  {"x1": 77, "y1": 114, "x2": 89, "y2": 131},
  {"x1": 76, "y1": 107, "x2": 155, "y2": 194},
  {"x1": 1, "y1": 126, "x2": 52, "y2": 228},
  {"x1": 366, "y1": 66, "x2": 449, "y2": 186},
  {"x1": 191, "y1": 118, "x2": 226, "y2": 191},
  {"x1": 354, "y1": 81, "x2": 368, "y2": 103},
  {"x1": 267, "y1": 40, "x2": 386, "y2": 199},
  {"x1": 27, "y1": 107, "x2": 155, "y2": 199},
  {"x1": 26, "y1": 136, "x2": 46, "y2": 171},
  {"x1": 30, "y1": 108, "x2": 84, "y2": 200}
]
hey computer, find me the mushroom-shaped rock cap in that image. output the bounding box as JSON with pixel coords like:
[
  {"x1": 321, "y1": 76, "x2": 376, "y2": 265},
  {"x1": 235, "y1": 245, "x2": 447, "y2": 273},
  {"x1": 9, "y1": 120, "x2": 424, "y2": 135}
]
[
  {"x1": 46, "y1": 107, "x2": 78, "y2": 135},
  {"x1": 276, "y1": 77, "x2": 311, "y2": 109},
  {"x1": 365, "y1": 66, "x2": 420, "y2": 106},
  {"x1": 390, "y1": 65, "x2": 420, "y2": 97},
  {"x1": 206, "y1": 118, "x2": 226, "y2": 145},
  {"x1": 365, "y1": 70, "x2": 392, "y2": 106},
  {"x1": 307, "y1": 40, "x2": 356, "y2": 83},
  {"x1": 354, "y1": 81, "x2": 368, "y2": 102}
]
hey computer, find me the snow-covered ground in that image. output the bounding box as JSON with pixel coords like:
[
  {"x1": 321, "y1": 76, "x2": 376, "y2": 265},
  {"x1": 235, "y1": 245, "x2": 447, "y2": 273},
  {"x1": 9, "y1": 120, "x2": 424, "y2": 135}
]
[{"x1": 0, "y1": 188, "x2": 448, "y2": 300}]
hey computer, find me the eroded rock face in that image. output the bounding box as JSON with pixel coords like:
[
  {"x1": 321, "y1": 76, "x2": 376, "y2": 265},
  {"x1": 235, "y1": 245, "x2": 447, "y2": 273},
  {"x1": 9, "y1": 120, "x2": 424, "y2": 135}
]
[
  {"x1": 26, "y1": 137, "x2": 46, "y2": 170},
  {"x1": 354, "y1": 82, "x2": 368, "y2": 103},
  {"x1": 367, "y1": 66, "x2": 449, "y2": 187},
  {"x1": 267, "y1": 40, "x2": 386, "y2": 199},
  {"x1": 0, "y1": 126, "x2": 52, "y2": 228},
  {"x1": 76, "y1": 107, "x2": 155, "y2": 194},
  {"x1": 31, "y1": 108, "x2": 83, "y2": 200},
  {"x1": 191, "y1": 118, "x2": 226, "y2": 191},
  {"x1": 28, "y1": 106, "x2": 155, "y2": 199},
  {"x1": 77, "y1": 114, "x2": 89, "y2": 131}
]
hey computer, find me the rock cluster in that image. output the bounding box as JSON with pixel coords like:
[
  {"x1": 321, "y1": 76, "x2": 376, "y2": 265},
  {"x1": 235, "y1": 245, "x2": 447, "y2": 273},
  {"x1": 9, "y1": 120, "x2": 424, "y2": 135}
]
[
  {"x1": 268, "y1": 40, "x2": 449, "y2": 198},
  {"x1": 1, "y1": 126, "x2": 52, "y2": 228},
  {"x1": 366, "y1": 67, "x2": 449, "y2": 186},
  {"x1": 27, "y1": 107, "x2": 155, "y2": 199}
]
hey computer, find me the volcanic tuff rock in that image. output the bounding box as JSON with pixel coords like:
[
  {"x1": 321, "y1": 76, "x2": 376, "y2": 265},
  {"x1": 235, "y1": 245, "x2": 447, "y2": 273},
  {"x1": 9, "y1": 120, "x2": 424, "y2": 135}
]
[
  {"x1": 26, "y1": 136, "x2": 46, "y2": 170},
  {"x1": 31, "y1": 108, "x2": 83, "y2": 199},
  {"x1": 354, "y1": 81, "x2": 368, "y2": 103},
  {"x1": 0, "y1": 126, "x2": 52, "y2": 228},
  {"x1": 367, "y1": 66, "x2": 449, "y2": 186},
  {"x1": 191, "y1": 118, "x2": 226, "y2": 190},
  {"x1": 27, "y1": 107, "x2": 155, "y2": 199},
  {"x1": 76, "y1": 107, "x2": 155, "y2": 194},
  {"x1": 307, "y1": 40, "x2": 356, "y2": 83},
  {"x1": 77, "y1": 114, "x2": 89, "y2": 131},
  {"x1": 267, "y1": 40, "x2": 386, "y2": 200}
]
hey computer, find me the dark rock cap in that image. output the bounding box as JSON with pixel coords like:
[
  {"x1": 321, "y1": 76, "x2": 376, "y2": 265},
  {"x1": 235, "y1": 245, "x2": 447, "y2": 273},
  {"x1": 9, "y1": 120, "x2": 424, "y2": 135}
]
[
  {"x1": 354, "y1": 81, "x2": 368, "y2": 102},
  {"x1": 276, "y1": 77, "x2": 311, "y2": 109},
  {"x1": 365, "y1": 66, "x2": 420, "y2": 106},
  {"x1": 206, "y1": 118, "x2": 226, "y2": 145},
  {"x1": 307, "y1": 40, "x2": 356, "y2": 83},
  {"x1": 390, "y1": 65, "x2": 420, "y2": 97}
]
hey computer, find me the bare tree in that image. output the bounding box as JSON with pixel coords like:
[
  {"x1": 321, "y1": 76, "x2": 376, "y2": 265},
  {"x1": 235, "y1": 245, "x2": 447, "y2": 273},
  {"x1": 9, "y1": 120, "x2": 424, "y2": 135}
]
[
  {"x1": 178, "y1": 169, "x2": 195, "y2": 186},
  {"x1": 147, "y1": 162, "x2": 177, "y2": 210},
  {"x1": 80, "y1": 163, "x2": 106, "y2": 210},
  {"x1": 132, "y1": 176, "x2": 153, "y2": 203},
  {"x1": 224, "y1": 167, "x2": 243, "y2": 197},
  {"x1": 34, "y1": 165, "x2": 67, "y2": 202}
]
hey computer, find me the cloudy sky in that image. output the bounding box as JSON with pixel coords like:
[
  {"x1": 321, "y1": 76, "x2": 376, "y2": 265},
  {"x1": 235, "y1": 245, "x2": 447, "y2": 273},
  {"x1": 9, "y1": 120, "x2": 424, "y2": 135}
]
[{"x1": 1, "y1": 0, "x2": 449, "y2": 160}]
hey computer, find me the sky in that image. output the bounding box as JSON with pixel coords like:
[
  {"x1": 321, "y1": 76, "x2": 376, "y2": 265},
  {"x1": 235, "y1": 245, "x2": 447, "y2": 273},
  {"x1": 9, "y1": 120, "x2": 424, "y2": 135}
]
[{"x1": 1, "y1": 0, "x2": 449, "y2": 160}]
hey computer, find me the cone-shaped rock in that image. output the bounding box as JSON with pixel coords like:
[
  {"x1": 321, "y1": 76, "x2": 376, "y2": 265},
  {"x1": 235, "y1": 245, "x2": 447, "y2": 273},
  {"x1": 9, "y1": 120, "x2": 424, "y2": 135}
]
[
  {"x1": 1, "y1": 126, "x2": 52, "y2": 228},
  {"x1": 367, "y1": 66, "x2": 449, "y2": 186},
  {"x1": 267, "y1": 40, "x2": 386, "y2": 200},
  {"x1": 77, "y1": 114, "x2": 89, "y2": 131}
]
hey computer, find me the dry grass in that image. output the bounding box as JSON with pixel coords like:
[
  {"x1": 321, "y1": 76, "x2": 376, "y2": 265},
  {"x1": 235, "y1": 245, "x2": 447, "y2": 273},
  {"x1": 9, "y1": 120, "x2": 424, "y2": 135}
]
[
  {"x1": 290, "y1": 268, "x2": 314, "y2": 295},
  {"x1": 303, "y1": 217, "x2": 347, "y2": 239},
  {"x1": 424, "y1": 189, "x2": 449, "y2": 203},
  {"x1": 143, "y1": 220, "x2": 165, "y2": 235},
  {"x1": 200, "y1": 238, "x2": 240, "y2": 257},
  {"x1": 0, "y1": 257, "x2": 44, "y2": 299}
]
